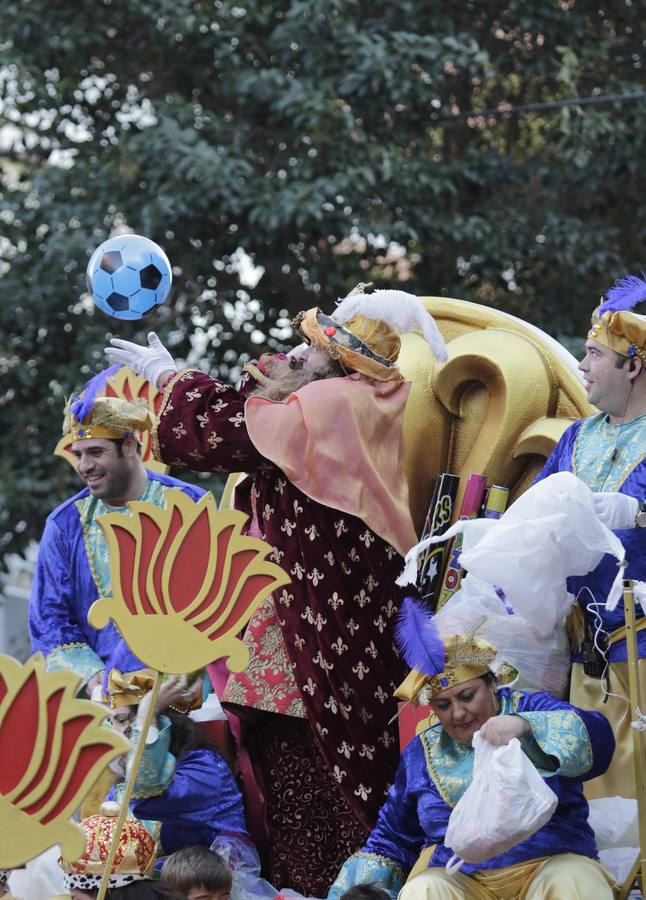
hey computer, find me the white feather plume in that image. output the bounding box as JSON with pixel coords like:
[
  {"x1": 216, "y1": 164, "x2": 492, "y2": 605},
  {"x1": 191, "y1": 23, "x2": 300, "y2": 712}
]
[{"x1": 334, "y1": 289, "x2": 448, "y2": 363}]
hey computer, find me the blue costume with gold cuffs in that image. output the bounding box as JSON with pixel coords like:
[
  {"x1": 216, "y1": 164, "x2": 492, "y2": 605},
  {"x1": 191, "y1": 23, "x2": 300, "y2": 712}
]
[
  {"x1": 109, "y1": 717, "x2": 250, "y2": 856},
  {"x1": 327, "y1": 689, "x2": 614, "y2": 899},
  {"x1": 29, "y1": 471, "x2": 204, "y2": 689}
]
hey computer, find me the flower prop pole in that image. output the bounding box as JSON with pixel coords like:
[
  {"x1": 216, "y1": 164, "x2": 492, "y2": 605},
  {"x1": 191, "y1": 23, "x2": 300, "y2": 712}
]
[
  {"x1": 95, "y1": 671, "x2": 161, "y2": 900},
  {"x1": 87, "y1": 488, "x2": 290, "y2": 889}
]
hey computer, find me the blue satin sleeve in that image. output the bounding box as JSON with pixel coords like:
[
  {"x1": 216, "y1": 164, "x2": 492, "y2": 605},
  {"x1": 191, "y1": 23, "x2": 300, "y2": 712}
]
[
  {"x1": 132, "y1": 747, "x2": 249, "y2": 836},
  {"x1": 124, "y1": 718, "x2": 175, "y2": 800},
  {"x1": 517, "y1": 690, "x2": 614, "y2": 781},
  {"x1": 29, "y1": 516, "x2": 103, "y2": 689},
  {"x1": 533, "y1": 422, "x2": 580, "y2": 483}
]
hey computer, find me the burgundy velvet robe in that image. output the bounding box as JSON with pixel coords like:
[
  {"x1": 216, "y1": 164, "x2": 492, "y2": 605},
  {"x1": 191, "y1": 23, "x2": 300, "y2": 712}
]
[{"x1": 152, "y1": 368, "x2": 409, "y2": 830}]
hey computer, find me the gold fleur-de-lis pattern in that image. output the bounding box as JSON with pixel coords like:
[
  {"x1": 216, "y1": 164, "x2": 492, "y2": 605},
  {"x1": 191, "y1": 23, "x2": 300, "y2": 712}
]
[{"x1": 153, "y1": 367, "x2": 409, "y2": 829}]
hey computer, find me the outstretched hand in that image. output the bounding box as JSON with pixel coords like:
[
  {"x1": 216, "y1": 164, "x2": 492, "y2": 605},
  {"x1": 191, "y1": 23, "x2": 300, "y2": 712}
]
[
  {"x1": 105, "y1": 331, "x2": 178, "y2": 387},
  {"x1": 478, "y1": 714, "x2": 531, "y2": 745}
]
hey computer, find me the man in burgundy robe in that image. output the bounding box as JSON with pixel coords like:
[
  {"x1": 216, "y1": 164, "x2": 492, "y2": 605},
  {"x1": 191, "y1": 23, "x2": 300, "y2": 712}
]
[{"x1": 107, "y1": 288, "x2": 447, "y2": 895}]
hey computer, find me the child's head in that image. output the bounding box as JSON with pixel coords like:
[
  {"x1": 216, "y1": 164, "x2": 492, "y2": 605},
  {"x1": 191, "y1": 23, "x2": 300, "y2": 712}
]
[
  {"x1": 161, "y1": 846, "x2": 232, "y2": 900},
  {"x1": 339, "y1": 885, "x2": 391, "y2": 900}
]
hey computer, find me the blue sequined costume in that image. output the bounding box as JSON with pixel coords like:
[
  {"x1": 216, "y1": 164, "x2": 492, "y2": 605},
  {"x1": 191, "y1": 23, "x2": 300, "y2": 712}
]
[
  {"x1": 536, "y1": 413, "x2": 646, "y2": 661},
  {"x1": 29, "y1": 471, "x2": 204, "y2": 688},
  {"x1": 328, "y1": 689, "x2": 614, "y2": 899}
]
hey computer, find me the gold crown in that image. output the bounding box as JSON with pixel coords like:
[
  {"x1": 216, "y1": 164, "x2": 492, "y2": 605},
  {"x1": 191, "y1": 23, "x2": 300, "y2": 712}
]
[
  {"x1": 293, "y1": 307, "x2": 403, "y2": 382},
  {"x1": 61, "y1": 801, "x2": 157, "y2": 889},
  {"x1": 588, "y1": 306, "x2": 646, "y2": 366},
  {"x1": 63, "y1": 396, "x2": 153, "y2": 442}
]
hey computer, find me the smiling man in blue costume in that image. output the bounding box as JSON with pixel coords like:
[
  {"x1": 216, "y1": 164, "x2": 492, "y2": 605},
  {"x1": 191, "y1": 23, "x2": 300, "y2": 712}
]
[
  {"x1": 534, "y1": 274, "x2": 646, "y2": 800},
  {"x1": 29, "y1": 370, "x2": 204, "y2": 696},
  {"x1": 328, "y1": 599, "x2": 615, "y2": 900}
]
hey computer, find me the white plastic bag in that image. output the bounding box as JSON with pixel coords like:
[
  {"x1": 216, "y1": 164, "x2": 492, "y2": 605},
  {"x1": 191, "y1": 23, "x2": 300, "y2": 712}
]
[
  {"x1": 588, "y1": 796, "x2": 638, "y2": 851},
  {"x1": 398, "y1": 472, "x2": 626, "y2": 625},
  {"x1": 444, "y1": 732, "x2": 558, "y2": 871},
  {"x1": 433, "y1": 573, "x2": 572, "y2": 696}
]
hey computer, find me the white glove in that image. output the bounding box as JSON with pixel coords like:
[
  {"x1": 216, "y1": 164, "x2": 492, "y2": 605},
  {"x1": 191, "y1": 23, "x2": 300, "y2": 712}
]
[
  {"x1": 106, "y1": 332, "x2": 178, "y2": 387},
  {"x1": 592, "y1": 492, "x2": 639, "y2": 530}
]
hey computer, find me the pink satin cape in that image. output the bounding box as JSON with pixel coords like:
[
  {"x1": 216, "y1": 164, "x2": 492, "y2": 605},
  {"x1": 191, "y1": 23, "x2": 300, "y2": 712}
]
[{"x1": 244, "y1": 374, "x2": 418, "y2": 557}]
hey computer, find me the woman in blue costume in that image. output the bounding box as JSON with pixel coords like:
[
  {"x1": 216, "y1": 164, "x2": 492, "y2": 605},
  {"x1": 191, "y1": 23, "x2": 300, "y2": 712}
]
[
  {"x1": 328, "y1": 599, "x2": 616, "y2": 900},
  {"x1": 106, "y1": 673, "x2": 252, "y2": 859},
  {"x1": 535, "y1": 274, "x2": 646, "y2": 800}
]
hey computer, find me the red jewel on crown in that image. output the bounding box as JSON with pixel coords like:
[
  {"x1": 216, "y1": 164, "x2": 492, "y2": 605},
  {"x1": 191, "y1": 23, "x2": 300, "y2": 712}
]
[{"x1": 324, "y1": 326, "x2": 336, "y2": 337}]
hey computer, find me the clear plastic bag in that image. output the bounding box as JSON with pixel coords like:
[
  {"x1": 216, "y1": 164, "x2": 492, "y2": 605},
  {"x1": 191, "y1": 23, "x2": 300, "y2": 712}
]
[{"x1": 444, "y1": 732, "x2": 558, "y2": 871}]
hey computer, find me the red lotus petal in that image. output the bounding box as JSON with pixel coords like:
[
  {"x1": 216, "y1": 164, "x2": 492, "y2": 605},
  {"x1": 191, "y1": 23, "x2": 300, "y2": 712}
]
[
  {"x1": 194, "y1": 548, "x2": 272, "y2": 635},
  {"x1": 184, "y1": 523, "x2": 235, "y2": 621},
  {"x1": 13, "y1": 688, "x2": 64, "y2": 805},
  {"x1": 0, "y1": 671, "x2": 39, "y2": 794},
  {"x1": 168, "y1": 507, "x2": 212, "y2": 612},
  {"x1": 0, "y1": 673, "x2": 7, "y2": 706},
  {"x1": 136, "y1": 512, "x2": 162, "y2": 614},
  {"x1": 23, "y1": 714, "x2": 93, "y2": 818},
  {"x1": 112, "y1": 525, "x2": 138, "y2": 614},
  {"x1": 199, "y1": 573, "x2": 276, "y2": 640},
  {"x1": 152, "y1": 505, "x2": 184, "y2": 615},
  {"x1": 40, "y1": 741, "x2": 115, "y2": 824}
]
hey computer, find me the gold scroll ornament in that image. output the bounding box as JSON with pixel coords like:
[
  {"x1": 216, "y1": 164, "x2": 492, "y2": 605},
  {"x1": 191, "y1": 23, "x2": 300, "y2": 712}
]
[{"x1": 400, "y1": 297, "x2": 593, "y2": 533}]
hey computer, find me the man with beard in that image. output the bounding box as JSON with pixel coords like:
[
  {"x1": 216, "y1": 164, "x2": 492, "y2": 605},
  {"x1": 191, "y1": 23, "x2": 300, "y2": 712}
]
[
  {"x1": 29, "y1": 389, "x2": 204, "y2": 695},
  {"x1": 106, "y1": 287, "x2": 448, "y2": 896}
]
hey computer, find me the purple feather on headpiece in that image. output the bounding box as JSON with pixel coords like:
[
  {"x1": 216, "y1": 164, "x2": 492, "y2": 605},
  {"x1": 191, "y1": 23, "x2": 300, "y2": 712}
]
[
  {"x1": 395, "y1": 596, "x2": 446, "y2": 676},
  {"x1": 69, "y1": 364, "x2": 121, "y2": 423},
  {"x1": 599, "y1": 274, "x2": 646, "y2": 316}
]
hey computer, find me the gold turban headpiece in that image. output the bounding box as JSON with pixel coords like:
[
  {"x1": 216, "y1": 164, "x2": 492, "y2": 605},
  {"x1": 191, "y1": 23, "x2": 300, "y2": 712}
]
[
  {"x1": 588, "y1": 274, "x2": 646, "y2": 366},
  {"x1": 63, "y1": 395, "x2": 153, "y2": 442},
  {"x1": 63, "y1": 365, "x2": 153, "y2": 442},
  {"x1": 394, "y1": 599, "x2": 516, "y2": 704}
]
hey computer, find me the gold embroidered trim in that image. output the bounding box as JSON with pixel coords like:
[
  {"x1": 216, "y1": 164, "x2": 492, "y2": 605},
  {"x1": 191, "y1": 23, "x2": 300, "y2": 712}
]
[
  {"x1": 345, "y1": 850, "x2": 405, "y2": 882},
  {"x1": 151, "y1": 368, "x2": 198, "y2": 463},
  {"x1": 47, "y1": 641, "x2": 92, "y2": 656},
  {"x1": 76, "y1": 497, "x2": 106, "y2": 597}
]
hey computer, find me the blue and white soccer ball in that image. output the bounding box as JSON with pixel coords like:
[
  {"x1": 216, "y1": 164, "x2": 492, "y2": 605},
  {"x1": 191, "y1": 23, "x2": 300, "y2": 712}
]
[{"x1": 86, "y1": 234, "x2": 172, "y2": 320}]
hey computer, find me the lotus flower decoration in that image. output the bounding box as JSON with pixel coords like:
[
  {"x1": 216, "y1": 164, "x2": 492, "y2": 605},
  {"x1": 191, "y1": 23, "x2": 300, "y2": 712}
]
[
  {"x1": 55, "y1": 366, "x2": 168, "y2": 474},
  {"x1": 88, "y1": 489, "x2": 291, "y2": 674},
  {"x1": 0, "y1": 653, "x2": 129, "y2": 868}
]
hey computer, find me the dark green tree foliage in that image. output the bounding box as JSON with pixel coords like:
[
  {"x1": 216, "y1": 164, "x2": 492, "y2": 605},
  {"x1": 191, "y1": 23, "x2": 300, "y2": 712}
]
[{"x1": 1, "y1": 0, "x2": 645, "y2": 553}]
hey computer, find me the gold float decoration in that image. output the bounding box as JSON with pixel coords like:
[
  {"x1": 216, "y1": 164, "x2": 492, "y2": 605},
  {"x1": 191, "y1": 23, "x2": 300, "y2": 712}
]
[
  {"x1": 399, "y1": 297, "x2": 594, "y2": 532},
  {"x1": 87, "y1": 489, "x2": 291, "y2": 674},
  {"x1": 0, "y1": 653, "x2": 129, "y2": 868},
  {"x1": 54, "y1": 366, "x2": 169, "y2": 474}
]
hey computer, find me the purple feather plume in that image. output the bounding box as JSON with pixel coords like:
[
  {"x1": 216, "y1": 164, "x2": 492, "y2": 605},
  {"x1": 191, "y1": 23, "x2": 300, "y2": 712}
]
[
  {"x1": 69, "y1": 363, "x2": 120, "y2": 423},
  {"x1": 395, "y1": 596, "x2": 446, "y2": 676},
  {"x1": 599, "y1": 274, "x2": 646, "y2": 316}
]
